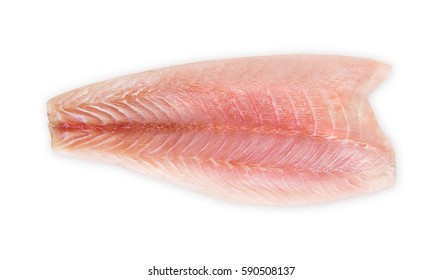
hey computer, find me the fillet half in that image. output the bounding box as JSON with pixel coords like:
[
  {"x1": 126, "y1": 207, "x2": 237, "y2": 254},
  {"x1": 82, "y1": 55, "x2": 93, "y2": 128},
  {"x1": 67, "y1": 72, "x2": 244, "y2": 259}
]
[{"x1": 48, "y1": 55, "x2": 395, "y2": 205}]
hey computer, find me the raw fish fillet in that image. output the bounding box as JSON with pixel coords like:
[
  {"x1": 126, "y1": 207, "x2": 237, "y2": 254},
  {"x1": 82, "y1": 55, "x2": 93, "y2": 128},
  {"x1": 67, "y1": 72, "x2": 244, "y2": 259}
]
[{"x1": 48, "y1": 55, "x2": 395, "y2": 205}]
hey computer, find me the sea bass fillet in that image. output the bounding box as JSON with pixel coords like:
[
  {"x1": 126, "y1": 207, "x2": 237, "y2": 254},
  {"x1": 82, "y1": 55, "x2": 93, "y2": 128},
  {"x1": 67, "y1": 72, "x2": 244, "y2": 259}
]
[{"x1": 48, "y1": 55, "x2": 395, "y2": 205}]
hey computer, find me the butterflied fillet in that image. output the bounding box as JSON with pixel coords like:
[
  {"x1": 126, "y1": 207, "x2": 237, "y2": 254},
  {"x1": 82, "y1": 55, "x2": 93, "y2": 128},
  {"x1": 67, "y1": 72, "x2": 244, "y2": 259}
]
[{"x1": 48, "y1": 55, "x2": 395, "y2": 205}]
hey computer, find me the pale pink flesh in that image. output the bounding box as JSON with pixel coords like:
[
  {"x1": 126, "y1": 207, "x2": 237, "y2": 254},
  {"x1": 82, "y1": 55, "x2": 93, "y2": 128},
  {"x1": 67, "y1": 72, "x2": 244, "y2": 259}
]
[{"x1": 48, "y1": 55, "x2": 395, "y2": 205}]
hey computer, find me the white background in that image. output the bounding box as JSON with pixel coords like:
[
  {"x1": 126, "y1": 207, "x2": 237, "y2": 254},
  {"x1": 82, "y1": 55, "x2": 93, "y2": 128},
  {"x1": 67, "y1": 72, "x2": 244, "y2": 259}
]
[{"x1": 1, "y1": 1, "x2": 441, "y2": 279}]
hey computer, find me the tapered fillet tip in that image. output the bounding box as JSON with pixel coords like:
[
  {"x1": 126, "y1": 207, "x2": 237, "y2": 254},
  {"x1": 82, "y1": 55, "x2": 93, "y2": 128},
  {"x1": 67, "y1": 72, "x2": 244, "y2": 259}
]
[
  {"x1": 47, "y1": 101, "x2": 57, "y2": 146},
  {"x1": 47, "y1": 100, "x2": 73, "y2": 152},
  {"x1": 359, "y1": 62, "x2": 391, "y2": 96}
]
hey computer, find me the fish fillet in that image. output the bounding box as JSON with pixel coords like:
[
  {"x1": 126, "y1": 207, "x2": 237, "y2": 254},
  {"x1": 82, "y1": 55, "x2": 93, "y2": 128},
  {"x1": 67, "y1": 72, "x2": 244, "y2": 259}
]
[{"x1": 48, "y1": 55, "x2": 395, "y2": 205}]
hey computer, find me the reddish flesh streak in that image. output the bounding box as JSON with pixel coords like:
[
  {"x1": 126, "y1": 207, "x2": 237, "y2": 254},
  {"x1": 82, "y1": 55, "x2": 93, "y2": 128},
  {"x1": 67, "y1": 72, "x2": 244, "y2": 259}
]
[{"x1": 52, "y1": 122, "x2": 201, "y2": 132}]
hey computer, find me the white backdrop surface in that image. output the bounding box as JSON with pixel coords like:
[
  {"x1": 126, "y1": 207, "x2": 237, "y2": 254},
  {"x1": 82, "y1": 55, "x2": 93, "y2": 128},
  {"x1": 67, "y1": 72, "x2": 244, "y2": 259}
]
[{"x1": 0, "y1": 1, "x2": 440, "y2": 279}]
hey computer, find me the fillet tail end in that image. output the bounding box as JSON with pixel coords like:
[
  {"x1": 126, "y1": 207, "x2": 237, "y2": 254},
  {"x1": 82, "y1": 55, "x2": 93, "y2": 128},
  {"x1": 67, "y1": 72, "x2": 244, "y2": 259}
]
[{"x1": 359, "y1": 62, "x2": 392, "y2": 97}]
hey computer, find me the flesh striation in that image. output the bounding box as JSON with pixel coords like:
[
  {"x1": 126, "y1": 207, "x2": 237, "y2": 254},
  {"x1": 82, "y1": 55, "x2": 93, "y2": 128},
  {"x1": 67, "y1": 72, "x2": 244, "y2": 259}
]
[{"x1": 48, "y1": 55, "x2": 395, "y2": 205}]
